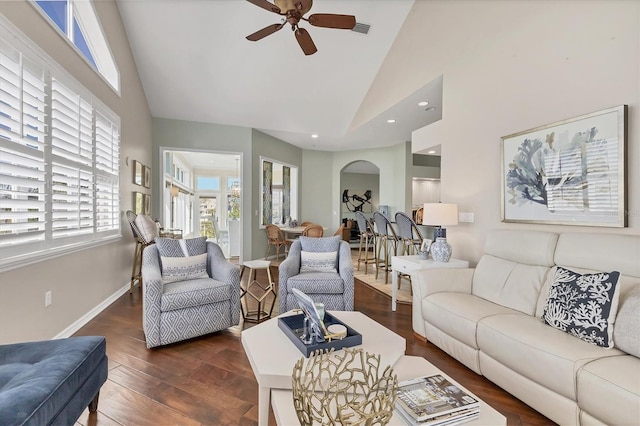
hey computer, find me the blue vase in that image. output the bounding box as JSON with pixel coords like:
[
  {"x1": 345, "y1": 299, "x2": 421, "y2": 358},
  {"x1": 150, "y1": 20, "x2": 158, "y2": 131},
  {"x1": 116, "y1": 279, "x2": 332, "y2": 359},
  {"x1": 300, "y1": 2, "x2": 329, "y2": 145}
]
[{"x1": 431, "y1": 237, "x2": 452, "y2": 262}]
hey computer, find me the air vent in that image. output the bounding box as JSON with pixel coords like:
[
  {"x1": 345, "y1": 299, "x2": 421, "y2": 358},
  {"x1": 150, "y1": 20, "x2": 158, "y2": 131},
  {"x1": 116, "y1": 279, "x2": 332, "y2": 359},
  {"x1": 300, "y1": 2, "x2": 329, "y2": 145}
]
[{"x1": 352, "y1": 22, "x2": 370, "y2": 35}]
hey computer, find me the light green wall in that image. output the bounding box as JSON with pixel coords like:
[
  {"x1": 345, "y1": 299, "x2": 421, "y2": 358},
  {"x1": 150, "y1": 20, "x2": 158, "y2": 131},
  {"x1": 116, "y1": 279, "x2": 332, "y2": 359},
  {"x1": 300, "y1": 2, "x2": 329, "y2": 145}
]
[
  {"x1": 0, "y1": 0, "x2": 153, "y2": 343},
  {"x1": 301, "y1": 150, "x2": 334, "y2": 230}
]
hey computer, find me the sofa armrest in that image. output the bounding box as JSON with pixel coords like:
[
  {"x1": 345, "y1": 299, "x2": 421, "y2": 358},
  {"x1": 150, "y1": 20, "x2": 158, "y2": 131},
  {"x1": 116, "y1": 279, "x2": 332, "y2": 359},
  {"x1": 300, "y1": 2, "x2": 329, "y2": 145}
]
[
  {"x1": 410, "y1": 268, "x2": 475, "y2": 338},
  {"x1": 141, "y1": 245, "x2": 163, "y2": 348},
  {"x1": 278, "y1": 241, "x2": 302, "y2": 313},
  {"x1": 338, "y1": 241, "x2": 354, "y2": 310}
]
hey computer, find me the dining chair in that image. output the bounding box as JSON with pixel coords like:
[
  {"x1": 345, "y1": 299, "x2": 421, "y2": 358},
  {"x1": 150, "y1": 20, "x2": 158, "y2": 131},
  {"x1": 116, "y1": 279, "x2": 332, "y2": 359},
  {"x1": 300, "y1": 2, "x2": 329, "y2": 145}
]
[
  {"x1": 373, "y1": 211, "x2": 399, "y2": 284},
  {"x1": 265, "y1": 224, "x2": 290, "y2": 260},
  {"x1": 302, "y1": 224, "x2": 324, "y2": 237},
  {"x1": 355, "y1": 211, "x2": 376, "y2": 274}
]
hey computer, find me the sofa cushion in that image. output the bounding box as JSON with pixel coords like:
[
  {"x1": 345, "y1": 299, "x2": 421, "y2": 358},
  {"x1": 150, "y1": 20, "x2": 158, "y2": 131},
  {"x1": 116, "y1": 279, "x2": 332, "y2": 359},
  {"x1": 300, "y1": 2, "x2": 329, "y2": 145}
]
[
  {"x1": 286, "y1": 272, "x2": 344, "y2": 294},
  {"x1": 542, "y1": 267, "x2": 620, "y2": 348},
  {"x1": 613, "y1": 285, "x2": 640, "y2": 357},
  {"x1": 422, "y1": 293, "x2": 523, "y2": 349},
  {"x1": 0, "y1": 336, "x2": 107, "y2": 426},
  {"x1": 472, "y1": 255, "x2": 551, "y2": 315},
  {"x1": 300, "y1": 250, "x2": 338, "y2": 273},
  {"x1": 577, "y1": 355, "x2": 640, "y2": 426},
  {"x1": 161, "y1": 277, "x2": 232, "y2": 311},
  {"x1": 484, "y1": 229, "x2": 558, "y2": 267},
  {"x1": 160, "y1": 253, "x2": 209, "y2": 284},
  {"x1": 477, "y1": 314, "x2": 625, "y2": 401}
]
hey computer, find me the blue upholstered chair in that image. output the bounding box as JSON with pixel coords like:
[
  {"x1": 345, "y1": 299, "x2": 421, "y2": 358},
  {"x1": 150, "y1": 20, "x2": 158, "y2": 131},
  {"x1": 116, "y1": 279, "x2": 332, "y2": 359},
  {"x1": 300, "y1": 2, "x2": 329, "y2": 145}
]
[
  {"x1": 142, "y1": 237, "x2": 241, "y2": 348},
  {"x1": 279, "y1": 235, "x2": 354, "y2": 313},
  {"x1": 0, "y1": 336, "x2": 107, "y2": 425}
]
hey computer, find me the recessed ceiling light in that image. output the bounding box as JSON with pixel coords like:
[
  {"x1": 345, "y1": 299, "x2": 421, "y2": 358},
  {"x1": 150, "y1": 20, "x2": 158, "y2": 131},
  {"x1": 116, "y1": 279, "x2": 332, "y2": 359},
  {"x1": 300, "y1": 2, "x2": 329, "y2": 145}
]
[
  {"x1": 428, "y1": 150, "x2": 436, "y2": 154},
  {"x1": 311, "y1": 134, "x2": 319, "y2": 138},
  {"x1": 387, "y1": 119, "x2": 396, "y2": 123},
  {"x1": 418, "y1": 101, "x2": 429, "y2": 106}
]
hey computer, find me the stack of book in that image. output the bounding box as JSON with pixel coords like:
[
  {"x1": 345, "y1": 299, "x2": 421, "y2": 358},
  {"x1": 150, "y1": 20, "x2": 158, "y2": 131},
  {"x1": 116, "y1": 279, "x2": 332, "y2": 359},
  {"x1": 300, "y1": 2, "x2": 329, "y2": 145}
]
[{"x1": 394, "y1": 374, "x2": 480, "y2": 426}]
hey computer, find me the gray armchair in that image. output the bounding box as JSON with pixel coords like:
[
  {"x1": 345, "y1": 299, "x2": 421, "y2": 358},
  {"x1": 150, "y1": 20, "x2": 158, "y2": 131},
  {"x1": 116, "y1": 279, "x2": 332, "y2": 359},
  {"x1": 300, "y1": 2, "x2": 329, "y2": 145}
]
[
  {"x1": 279, "y1": 235, "x2": 354, "y2": 313},
  {"x1": 142, "y1": 238, "x2": 241, "y2": 348}
]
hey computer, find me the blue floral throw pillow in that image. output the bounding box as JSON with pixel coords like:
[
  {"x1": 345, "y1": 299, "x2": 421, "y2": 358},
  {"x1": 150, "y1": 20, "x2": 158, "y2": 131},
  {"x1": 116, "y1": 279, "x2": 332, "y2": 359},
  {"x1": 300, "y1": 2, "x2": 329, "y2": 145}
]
[{"x1": 542, "y1": 267, "x2": 621, "y2": 348}]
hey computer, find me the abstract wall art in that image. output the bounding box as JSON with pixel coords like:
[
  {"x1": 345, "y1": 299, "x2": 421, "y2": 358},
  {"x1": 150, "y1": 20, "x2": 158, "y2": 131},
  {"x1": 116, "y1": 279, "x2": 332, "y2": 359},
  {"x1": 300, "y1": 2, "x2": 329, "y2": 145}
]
[{"x1": 501, "y1": 105, "x2": 627, "y2": 227}]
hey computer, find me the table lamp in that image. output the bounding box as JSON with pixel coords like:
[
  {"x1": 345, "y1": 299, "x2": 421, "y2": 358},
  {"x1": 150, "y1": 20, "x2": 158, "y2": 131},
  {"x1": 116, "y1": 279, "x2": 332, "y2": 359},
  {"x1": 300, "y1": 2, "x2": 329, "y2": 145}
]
[{"x1": 422, "y1": 203, "x2": 459, "y2": 262}]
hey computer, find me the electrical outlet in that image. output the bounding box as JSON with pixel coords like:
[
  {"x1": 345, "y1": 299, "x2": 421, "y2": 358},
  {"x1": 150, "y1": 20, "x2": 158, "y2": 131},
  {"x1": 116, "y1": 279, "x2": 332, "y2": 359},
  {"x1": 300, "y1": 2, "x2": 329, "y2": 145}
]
[
  {"x1": 459, "y1": 212, "x2": 475, "y2": 223},
  {"x1": 45, "y1": 291, "x2": 52, "y2": 307}
]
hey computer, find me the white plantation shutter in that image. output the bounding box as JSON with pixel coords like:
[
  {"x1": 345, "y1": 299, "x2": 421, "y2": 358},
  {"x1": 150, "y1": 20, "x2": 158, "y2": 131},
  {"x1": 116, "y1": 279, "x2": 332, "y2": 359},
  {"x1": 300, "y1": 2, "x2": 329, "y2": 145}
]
[
  {"x1": 0, "y1": 21, "x2": 121, "y2": 270},
  {"x1": 0, "y1": 38, "x2": 48, "y2": 250},
  {"x1": 95, "y1": 112, "x2": 119, "y2": 232}
]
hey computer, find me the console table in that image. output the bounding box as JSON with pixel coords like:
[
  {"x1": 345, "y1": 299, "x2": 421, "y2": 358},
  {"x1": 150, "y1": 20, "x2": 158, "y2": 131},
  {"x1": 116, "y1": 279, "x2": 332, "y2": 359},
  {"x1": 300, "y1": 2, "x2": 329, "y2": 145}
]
[{"x1": 390, "y1": 255, "x2": 469, "y2": 311}]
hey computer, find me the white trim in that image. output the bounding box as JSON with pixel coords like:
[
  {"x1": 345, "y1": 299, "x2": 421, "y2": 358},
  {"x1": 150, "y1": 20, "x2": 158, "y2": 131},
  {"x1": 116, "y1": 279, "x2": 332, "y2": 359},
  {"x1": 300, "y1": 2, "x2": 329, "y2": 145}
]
[
  {"x1": 53, "y1": 281, "x2": 130, "y2": 339},
  {"x1": 0, "y1": 234, "x2": 122, "y2": 273}
]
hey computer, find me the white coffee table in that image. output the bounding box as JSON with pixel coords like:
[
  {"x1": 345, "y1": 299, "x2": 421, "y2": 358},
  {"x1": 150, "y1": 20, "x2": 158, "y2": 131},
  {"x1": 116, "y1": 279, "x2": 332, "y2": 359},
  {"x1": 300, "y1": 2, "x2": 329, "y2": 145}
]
[
  {"x1": 391, "y1": 255, "x2": 469, "y2": 311},
  {"x1": 271, "y1": 355, "x2": 506, "y2": 425},
  {"x1": 241, "y1": 310, "x2": 406, "y2": 426}
]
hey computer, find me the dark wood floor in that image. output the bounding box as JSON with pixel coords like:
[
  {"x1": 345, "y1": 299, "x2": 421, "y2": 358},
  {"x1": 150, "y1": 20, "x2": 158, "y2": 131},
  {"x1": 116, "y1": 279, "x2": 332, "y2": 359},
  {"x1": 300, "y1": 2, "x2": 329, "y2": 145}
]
[{"x1": 74, "y1": 265, "x2": 555, "y2": 426}]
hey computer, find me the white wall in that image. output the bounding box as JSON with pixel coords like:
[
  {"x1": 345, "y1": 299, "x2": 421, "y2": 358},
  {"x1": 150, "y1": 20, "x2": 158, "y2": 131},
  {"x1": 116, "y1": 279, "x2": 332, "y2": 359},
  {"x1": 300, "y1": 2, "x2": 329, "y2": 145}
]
[
  {"x1": 0, "y1": 0, "x2": 153, "y2": 343},
  {"x1": 364, "y1": 0, "x2": 640, "y2": 264}
]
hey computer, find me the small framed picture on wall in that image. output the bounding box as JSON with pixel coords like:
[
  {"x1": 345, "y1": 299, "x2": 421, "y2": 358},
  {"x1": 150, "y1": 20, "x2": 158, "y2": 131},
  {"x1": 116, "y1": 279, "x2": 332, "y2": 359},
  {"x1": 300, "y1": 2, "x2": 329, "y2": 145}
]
[
  {"x1": 143, "y1": 194, "x2": 151, "y2": 215},
  {"x1": 143, "y1": 166, "x2": 151, "y2": 189},
  {"x1": 133, "y1": 161, "x2": 143, "y2": 186},
  {"x1": 134, "y1": 192, "x2": 144, "y2": 214}
]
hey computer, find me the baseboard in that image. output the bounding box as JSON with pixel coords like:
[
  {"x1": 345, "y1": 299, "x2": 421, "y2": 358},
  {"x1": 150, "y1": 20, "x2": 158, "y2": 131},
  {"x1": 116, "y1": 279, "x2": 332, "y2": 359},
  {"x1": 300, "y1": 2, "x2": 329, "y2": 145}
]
[
  {"x1": 413, "y1": 331, "x2": 427, "y2": 343},
  {"x1": 53, "y1": 282, "x2": 130, "y2": 339}
]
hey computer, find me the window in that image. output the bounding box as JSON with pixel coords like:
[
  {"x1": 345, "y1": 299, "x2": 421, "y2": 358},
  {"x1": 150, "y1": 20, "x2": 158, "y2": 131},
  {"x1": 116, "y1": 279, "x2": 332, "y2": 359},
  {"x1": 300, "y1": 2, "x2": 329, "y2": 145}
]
[
  {"x1": 33, "y1": 0, "x2": 119, "y2": 92},
  {"x1": 260, "y1": 157, "x2": 298, "y2": 226},
  {"x1": 0, "y1": 18, "x2": 120, "y2": 271}
]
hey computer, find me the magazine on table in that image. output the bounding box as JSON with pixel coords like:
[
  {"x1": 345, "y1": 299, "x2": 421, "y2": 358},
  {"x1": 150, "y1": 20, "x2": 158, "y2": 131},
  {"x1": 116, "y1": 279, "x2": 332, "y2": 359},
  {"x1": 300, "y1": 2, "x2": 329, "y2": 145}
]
[
  {"x1": 395, "y1": 374, "x2": 480, "y2": 423},
  {"x1": 394, "y1": 405, "x2": 479, "y2": 426}
]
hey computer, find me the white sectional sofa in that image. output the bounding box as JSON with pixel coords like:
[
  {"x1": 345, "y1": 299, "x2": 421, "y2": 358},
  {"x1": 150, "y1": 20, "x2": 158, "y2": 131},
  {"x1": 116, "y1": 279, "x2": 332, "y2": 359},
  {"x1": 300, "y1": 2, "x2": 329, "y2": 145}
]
[{"x1": 411, "y1": 230, "x2": 640, "y2": 426}]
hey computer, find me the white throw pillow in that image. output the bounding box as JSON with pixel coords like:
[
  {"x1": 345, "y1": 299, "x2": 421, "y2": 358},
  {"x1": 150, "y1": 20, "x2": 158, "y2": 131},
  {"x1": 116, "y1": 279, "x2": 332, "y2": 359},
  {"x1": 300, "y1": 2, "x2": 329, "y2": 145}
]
[
  {"x1": 161, "y1": 253, "x2": 209, "y2": 284},
  {"x1": 300, "y1": 251, "x2": 337, "y2": 273},
  {"x1": 134, "y1": 214, "x2": 158, "y2": 243}
]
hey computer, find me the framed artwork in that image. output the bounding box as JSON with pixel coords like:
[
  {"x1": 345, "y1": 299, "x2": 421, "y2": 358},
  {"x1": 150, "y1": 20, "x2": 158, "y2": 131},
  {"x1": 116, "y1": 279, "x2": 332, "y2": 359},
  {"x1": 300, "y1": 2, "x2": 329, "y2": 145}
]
[
  {"x1": 342, "y1": 189, "x2": 373, "y2": 213},
  {"x1": 501, "y1": 105, "x2": 627, "y2": 227},
  {"x1": 420, "y1": 239, "x2": 433, "y2": 253},
  {"x1": 133, "y1": 192, "x2": 144, "y2": 214},
  {"x1": 143, "y1": 165, "x2": 151, "y2": 189},
  {"x1": 143, "y1": 194, "x2": 151, "y2": 215},
  {"x1": 133, "y1": 160, "x2": 143, "y2": 186}
]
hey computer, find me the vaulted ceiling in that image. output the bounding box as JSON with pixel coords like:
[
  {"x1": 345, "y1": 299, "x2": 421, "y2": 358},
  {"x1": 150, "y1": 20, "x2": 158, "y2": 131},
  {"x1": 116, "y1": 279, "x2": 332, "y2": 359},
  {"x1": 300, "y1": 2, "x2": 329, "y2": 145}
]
[{"x1": 117, "y1": 0, "x2": 442, "y2": 151}]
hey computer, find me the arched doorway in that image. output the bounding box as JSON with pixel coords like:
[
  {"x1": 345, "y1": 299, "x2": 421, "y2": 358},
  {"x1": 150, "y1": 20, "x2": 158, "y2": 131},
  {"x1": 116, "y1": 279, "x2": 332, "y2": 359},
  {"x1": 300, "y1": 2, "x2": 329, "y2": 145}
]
[{"x1": 340, "y1": 160, "x2": 380, "y2": 245}]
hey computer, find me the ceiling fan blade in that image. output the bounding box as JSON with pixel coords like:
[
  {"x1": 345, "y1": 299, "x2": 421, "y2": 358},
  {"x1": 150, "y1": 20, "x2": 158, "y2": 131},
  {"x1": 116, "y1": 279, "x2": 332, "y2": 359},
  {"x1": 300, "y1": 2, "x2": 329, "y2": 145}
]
[
  {"x1": 295, "y1": 27, "x2": 317, "y2": 55},
  {"x1": 307, "y1": 13, "x2": 356, "y2": 30},
  {"x1": 246, "y1": 0, "x2": 281, "y2": 14},
  {"x1": 246, "y1": 23, "x2": 285, "y2": 42}
]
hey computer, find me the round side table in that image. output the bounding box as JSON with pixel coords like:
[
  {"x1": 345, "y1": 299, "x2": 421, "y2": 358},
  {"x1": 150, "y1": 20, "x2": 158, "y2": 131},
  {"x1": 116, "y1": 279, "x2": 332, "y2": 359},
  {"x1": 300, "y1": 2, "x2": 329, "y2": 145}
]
[{"x1": 240, "y1": 260, "x2": 276, "y2": 323}]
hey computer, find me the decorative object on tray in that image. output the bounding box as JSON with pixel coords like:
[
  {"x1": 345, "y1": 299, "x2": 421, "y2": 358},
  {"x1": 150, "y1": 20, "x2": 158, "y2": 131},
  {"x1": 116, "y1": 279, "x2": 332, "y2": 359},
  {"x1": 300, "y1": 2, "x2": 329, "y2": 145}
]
[
  {"x1": 292, "y1": 347, "x2": 398, "y2": 426},
  {"x1": 395, "y1": 373, "x2": 480, "y2": 426},
  {"x1": 422, "y1": 204, "x2": 458, "y2": 262},
  {"x1": 279, "y1": 289, "x2": 362, "y2": 356},
  {"x1": 501, "y1": 105, "x2": 627, "y2": 227}
]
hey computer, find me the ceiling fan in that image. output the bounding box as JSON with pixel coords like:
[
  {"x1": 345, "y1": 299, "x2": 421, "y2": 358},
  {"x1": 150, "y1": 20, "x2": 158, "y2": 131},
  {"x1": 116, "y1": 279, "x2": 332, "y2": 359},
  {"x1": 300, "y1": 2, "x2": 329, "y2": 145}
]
[{"x1": 245, "y1": 0, "x2": 356, "y2": 56}]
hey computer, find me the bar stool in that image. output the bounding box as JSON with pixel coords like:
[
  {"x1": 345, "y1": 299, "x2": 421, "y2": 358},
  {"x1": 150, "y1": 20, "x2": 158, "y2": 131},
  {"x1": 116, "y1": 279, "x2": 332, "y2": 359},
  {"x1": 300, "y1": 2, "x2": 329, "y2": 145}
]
[
  {"x1": 240, "y1": 260, "x2": 276, "y2": 323},
  {"x1": 373, "y1": 211, "x2": 399, "y2": 284},
  {"x1": 355, "y1": 211, "x2": 376, "y2": 274},
  {"x1": 394, "y1": 211, "x2": 424, "y2": 255}
]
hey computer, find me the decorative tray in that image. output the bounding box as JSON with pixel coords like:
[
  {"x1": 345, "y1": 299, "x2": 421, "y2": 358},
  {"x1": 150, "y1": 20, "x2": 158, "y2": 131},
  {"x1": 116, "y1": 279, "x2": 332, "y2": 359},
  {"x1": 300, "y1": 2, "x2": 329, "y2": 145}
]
[{"x1": 278, "y1": 312, "x2": 362, "y2": 357}]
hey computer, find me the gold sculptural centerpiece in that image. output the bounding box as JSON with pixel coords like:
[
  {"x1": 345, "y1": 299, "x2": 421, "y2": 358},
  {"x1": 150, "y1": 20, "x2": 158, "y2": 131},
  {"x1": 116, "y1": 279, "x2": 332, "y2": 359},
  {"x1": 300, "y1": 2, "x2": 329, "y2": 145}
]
[{"x1": 292, "y1": 348, "x2": 398, "y2": 425}]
